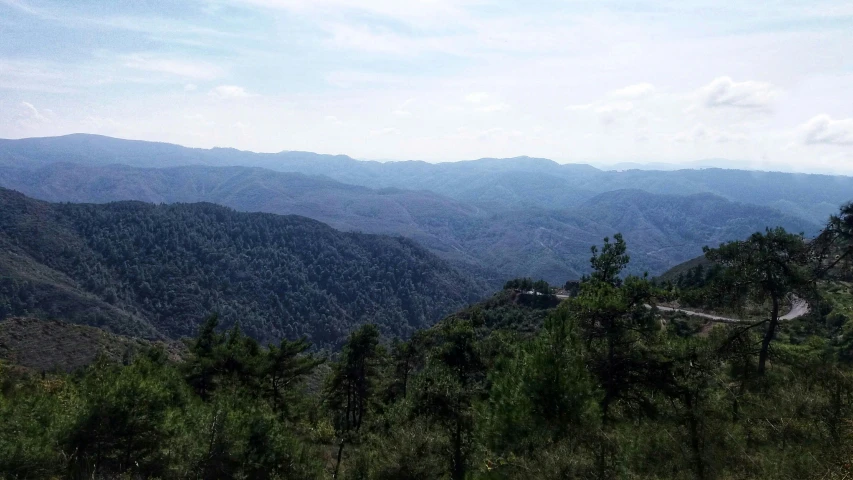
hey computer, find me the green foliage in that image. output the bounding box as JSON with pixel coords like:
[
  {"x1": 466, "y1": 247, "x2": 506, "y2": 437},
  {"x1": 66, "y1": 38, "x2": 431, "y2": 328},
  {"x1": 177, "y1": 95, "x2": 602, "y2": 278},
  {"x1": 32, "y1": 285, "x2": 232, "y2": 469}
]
[
  {"x1": 589, "y1": 233, "x2": 631, "y2": 286},
  {"x1": 814, "y1": 201, "x2": 853, "y2": 279},
  {"x1": 1, "y1": 153, "x2": 825, "y2": 284},
  {"x1": 325, "y1": 229, "x2": 853, "y2": 480},
  {"x1": 704, "y1": 227, "x2": 814, "y2": 375},
  {"x1": 5, "y1": 215, "x2": 853, "y2": 479},
  {"x1": 411, "y1": 319, "x2": 486, "y2": 480},
  {"x1": 704, "y1": 227, "x2": 812, "y2": 307},
  {"x1": 326, "y1": 324, "x2": 384, "y2": 436},
  {"x1": 473, "y1": 289, "x2": 560, "y2": 331},
  {"x1": 66, "y1": 352, "x2": 186, "y2": 476},
  {"x1": 481, "y1": 305, "x2": 599, "y2": 455},
  {"x1": 0, "y1": 317, "x2": 325, "y2": 479},
  {"x1": 502, "y1": 278, "x2": 551, "y2": 296},
  {"x1": 0, "y1": 188, "x2": 484, "y2": 348},
  {"x1": 0, "y1": 372, "x2": 82, "y2": 478},
  {"x1": 324, "y1": 324, "x2": 386, "y2": 479}
]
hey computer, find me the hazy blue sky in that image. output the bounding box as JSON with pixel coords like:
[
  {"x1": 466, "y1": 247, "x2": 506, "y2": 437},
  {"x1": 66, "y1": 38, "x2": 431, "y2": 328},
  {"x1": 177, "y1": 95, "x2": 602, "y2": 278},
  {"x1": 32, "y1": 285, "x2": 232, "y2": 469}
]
[{"x1": 1, "y1": 0, "x2": 851, "y2": 172}]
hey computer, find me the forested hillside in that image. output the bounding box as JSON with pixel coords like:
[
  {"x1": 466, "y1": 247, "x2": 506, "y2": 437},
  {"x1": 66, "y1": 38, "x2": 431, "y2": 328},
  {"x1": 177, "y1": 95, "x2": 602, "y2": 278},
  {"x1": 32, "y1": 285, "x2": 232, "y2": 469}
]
[
  {"x1": 0, "y1": 163, "x2": 819, "y2": 282},
  {"x1": 0, "y1": 317, "x2": 184, "y2": 372},
  {"x1": 2, "y1": 203, "x2": 851, "y2": 479},
  {"x1": 0, "y1": 163, "x2": 498, "y2": 283},
  {"x1": 0, "y1": 188, "x2": 485, "y2": 347}
]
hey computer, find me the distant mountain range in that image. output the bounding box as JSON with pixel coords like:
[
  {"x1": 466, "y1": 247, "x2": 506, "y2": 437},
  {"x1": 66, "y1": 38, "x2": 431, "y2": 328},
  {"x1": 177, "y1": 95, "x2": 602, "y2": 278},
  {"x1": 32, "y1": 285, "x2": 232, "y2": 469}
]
[
  {"x1": 2, "y1": 134, "x2": 850, "y2": 221},
  {"x1": 0, "y1": 133, "x2": 845, "y2": 345},
  {"x1": 597, "y1": 158, "x2": 779, "y2": 172},
  {"x1": 0, "y1": 158, "x2": 821, "y2": 283},
  {"x1": 0, "y1": 188, "x2": 484, "y2": 347}
]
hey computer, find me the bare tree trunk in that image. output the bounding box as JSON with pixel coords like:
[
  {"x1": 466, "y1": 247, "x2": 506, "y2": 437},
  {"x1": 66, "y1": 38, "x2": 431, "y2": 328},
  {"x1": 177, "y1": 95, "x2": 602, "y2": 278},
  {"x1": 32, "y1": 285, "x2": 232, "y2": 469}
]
[
  {"x1": 602, "y1": 332, "x2": 615, "y2": 424},
  {"x1": 333, "y1": 439, "x2": 345, "y2": 480},
  {"x1": 451, "y1": 416, "x2": 465, "y2": 480},
  {"x1": 758, "y1": 297, "x2": 780, "y2": 376},
  {"x1": 685, "y1": 393, "x2": 705, "y2": 480}
]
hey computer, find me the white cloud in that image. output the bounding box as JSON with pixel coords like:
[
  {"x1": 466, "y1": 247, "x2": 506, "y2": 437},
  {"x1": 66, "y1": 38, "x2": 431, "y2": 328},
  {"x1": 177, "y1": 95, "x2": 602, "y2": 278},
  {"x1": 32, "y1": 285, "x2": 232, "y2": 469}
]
[
  {"x1": 700, "y1": 76, "x2": 779, "y2": 110},
  {"x1": 5, "y1": 1, "x2": 853, "y2": 173},
  {"x1": 464, "y1": 93, "x2": 509, "y2": 112},
  {"x1": 673, "y1": 124, "x2": 748, "y2": 144},
  {"x1": 371, "y1": 127, "x2": 400, "y2": 136},
  {"x1": 319, "y1": 22, "x2": 466, "y2": 56},
  {"x1": 208, "y1": 85, "x2": 255, "y2": 99},
  {"x1": 450, "y1": 127, "x2": 525, "y2": 142},
  {"x1": 184, "y1": 83, "x2": 198, "y2": 91},
  {"x1": 325, "y1": 70, "x2": 410, "y2": 88},
  {"x1": 0, "y1": 59, "x2": 76, "y2": 93},
  {"x1": 123, "y1": 54, "x2": 224, "y2": 80},
  {"x1": 230, "y1": 0, "x2": 471, "y2": 27},
  {"x1": 610, "y1": 83, "x2": 655, "y2": 98},
  {"x1": 82, "y1": 115, "x2": 121, "y2": 131},
  {"x1": 465, "y1": 92, "x2": 490, "y2": 104},
  {"x1": 565, "y1": 103, "x2": 594, "y2": 111},
  {"x1": 10, "y1": 101, "x2": 57, "y2": 132},
  {"x1": 594, "y1": 102, "x2": 634, "y2": 115},
  {"x1": 391, "y1": 98, "x2": 416, "y2": 117},
  {"x1": 1, "y1": 0, "x2": 50, "y2": 17},
  {"x1": 801, "y1": 114, "x2": 853, "y2": 146},
  {"x1": 567, "y1": 100, "x2": 635, "y2": 125},
  {"x1": 478, "y1": 103, "x2": 510, "y2": 113},
  {"x1": 184, "y1": 113, "x2": 214, "y2": 126},
  {"x1": 19, "y1": 101, "x2": 49, "y2": 123},
  {"x1": 595, "y1": 102, "x2": 634, "y2": 126}
]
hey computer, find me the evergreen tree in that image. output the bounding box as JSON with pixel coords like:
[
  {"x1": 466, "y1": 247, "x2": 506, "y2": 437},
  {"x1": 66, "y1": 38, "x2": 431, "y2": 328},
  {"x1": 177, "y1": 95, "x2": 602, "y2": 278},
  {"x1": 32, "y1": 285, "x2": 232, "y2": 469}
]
[
  {"x1": 184, "y1": 314, "x2": 226, "y2": 400},
  {"x1": 484, "y1": 305, "x2": 599, "y2": 459},
  {"x1": 262, "y1": 337, "x2": 322, "y2": 417},
  {"x1": 412, "y1": 319, "x2": 485, "y2": 480},
  {"x1": 814, "y1": 202, "x2": 853, "y2": 278},
  {"x1": 573, "y1": 237, "x2": 665, "y2": 422},
  {"x1": 66, "y1": 351, "x2": 186, "y2": 477},
  {"x1": 589, "y1": 233, "x2": 630, "y2": 286},
  {"x1": 325, "y1": 324, "x2": 385, "y2": 479},
  {"x1": 704, "y1": 227, "x2": 813, "y2": 375}
]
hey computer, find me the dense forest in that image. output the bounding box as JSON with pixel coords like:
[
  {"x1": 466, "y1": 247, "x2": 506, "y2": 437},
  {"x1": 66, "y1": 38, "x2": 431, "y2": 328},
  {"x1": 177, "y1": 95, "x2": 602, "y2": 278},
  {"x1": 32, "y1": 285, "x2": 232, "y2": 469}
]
[
  {"x1": 1, "y1": 203, "x2": 851, "y2": 479},
  {"x1": 0, "y1": 162, "x2": 818, "y2": 282},
  {"x1": 0, "y1": 188, "x2": 485, "y2": 347}
]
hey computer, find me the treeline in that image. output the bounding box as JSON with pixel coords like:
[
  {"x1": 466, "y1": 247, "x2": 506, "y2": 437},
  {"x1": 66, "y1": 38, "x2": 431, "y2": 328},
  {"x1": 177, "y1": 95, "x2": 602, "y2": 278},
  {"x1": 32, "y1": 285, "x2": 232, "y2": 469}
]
[
  {"x1": 0, "y1": 188, "x2": 485, "y2": 348},
  {"x1": 0, "y1": 315, "x2": 328, "y2": 478},
  {"x1": 665, "y1": 203, "x2": 853, "y2": 316},
  {"x1": 1, "y1": 204, "x2": 852, "y2": 479},
  {"x1": 502, "y1": 278, "x2": 551, "y2": 294}
]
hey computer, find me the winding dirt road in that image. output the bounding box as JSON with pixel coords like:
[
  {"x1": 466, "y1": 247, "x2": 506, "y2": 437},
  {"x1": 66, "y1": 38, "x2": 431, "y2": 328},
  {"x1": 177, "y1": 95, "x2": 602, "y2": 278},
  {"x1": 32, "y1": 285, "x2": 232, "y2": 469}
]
[
  {"x1": 554, "y1": 292, "x2": 811, "y2": 324},
  {"x1": 652, "y1": 297, "x2": 810, "y2": 324}
]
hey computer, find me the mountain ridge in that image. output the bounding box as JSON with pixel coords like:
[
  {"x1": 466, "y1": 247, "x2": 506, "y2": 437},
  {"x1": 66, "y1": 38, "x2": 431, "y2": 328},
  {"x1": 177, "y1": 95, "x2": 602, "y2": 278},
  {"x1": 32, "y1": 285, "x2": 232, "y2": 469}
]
[
  {"x1": 3, "y1": 134, "x2": 850, "y2": 222},
  {"x1": 0, "y1": 187, "x2": 485, "y2": 347},
  {"x1": 0, "y1": 162, "x2": 820, "y2": 282}
]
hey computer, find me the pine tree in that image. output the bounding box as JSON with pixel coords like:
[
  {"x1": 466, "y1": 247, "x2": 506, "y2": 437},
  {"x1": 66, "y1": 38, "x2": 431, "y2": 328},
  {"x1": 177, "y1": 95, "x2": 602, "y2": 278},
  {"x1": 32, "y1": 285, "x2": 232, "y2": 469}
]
[
  {"x1": 704, "y1": 227, "x2": 813, "y2": 376},
  {"x1": 325, "y1": 324, "x2": 384, "y2": 479}
]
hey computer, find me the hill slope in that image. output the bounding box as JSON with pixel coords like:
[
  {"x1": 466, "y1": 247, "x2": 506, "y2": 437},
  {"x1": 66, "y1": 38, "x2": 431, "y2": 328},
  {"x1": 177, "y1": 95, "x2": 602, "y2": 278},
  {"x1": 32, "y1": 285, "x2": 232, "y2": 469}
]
[
  {"x1": 0, "y1": 163, "x2": 494, "y2": 279},
  {"x1": 0, "y1": 164, "x2": 820, "y2": 283},
  {"x1": 0, "y1": 317, "x2": 183, "y2": 372},
  {"x1": 0, "y1": 188, "x2": 485, "y2": 347},
  {"x1": 459, "y1": 190, "x2": 818, "y2": 280}
]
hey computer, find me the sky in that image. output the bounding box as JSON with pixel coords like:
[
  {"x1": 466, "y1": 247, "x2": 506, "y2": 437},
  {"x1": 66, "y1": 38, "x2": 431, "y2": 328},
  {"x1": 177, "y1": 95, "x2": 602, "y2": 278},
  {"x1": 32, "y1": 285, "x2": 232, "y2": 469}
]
[{"x1": 1, "y1": 0, "x2": 852, "y2": 173}]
